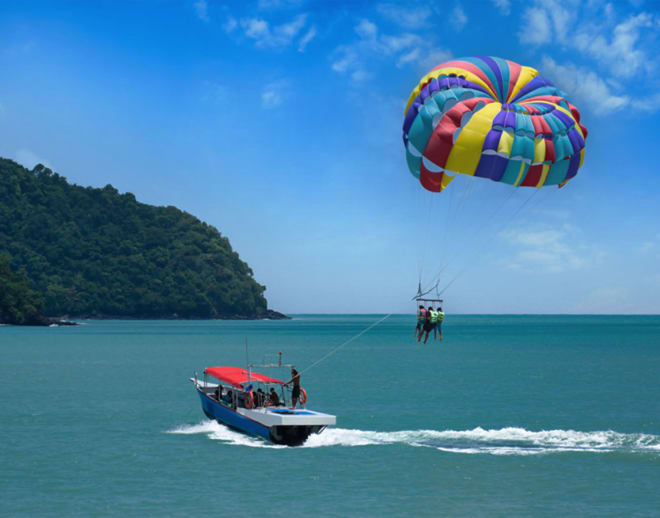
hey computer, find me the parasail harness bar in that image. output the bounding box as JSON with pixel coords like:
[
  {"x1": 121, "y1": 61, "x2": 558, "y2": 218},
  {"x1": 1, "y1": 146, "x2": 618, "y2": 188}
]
[{"x1": 415, "y1": 297, "x2": 443, "y2": 304}]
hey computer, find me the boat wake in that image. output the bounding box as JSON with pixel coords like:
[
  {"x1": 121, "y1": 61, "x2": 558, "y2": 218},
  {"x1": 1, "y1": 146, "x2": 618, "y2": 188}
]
[{"x1": 167, "y1": 421, "x2": 660, "y2": 455}]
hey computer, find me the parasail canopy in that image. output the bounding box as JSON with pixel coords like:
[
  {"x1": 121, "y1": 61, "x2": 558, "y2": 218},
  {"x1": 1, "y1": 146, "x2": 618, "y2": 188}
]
[
  {"x1": 403, "y1": 57, "x2": 588, "y2": 193},
  {"x1": 204, "y1": 366, "x2": 284, "y2": 388}
]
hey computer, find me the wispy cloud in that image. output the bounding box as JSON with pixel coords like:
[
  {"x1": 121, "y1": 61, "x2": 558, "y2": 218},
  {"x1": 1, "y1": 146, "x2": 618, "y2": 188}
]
[
  {"x1": 541, "y1": 56, "x2": 629, "y2": 115},
  {"x1": 193, "y1": 0, "x2": 209, "y2": 22},
  {"x1": 377, "y1": 4, "x2": 432, "y2": 29},
  {"x1": 630, "y1": 92, "x2": 660, "y2": 112},
  {"x1": 331, "y1": 47, "x2": 359, "y2": 73},
  {"x1": 519, "y1": 6, "x2": 552, "y2": 44},
  {"x1": 517, "y1": 0, "x2": 660, "y2": 115},
  {"x1": 355, "y1": 19, "x2": 378, "y2": 40},
  {"x1": 397, "y1": 48, "x2": 420, "y2": 68},
  {"x1": 491, "y1": 0, "x2": 511, "y2": 16},
  {"x1": 418, "y1": 48, "x2": 453, "y2": 73},
  {"x1": 297, "y1": 26, "x2": 316, "y2": 52},
  {"x1": 500, "y1": 224, "x2": 598, "y2": 273},
  {"x1": 452, "y1": 5, "x2": 468, "y2": 32},
  {"x1": 573, "y1": 12, "x2": 655, "y2": 78},
  {"x1": 351, "y1": 69, "x2": 371, "y2": 83},
  {"x1": 331, "y1": 18, "x2": 448, "y2": 83},
  {"x1": 241, "y1": 14, "x2": 308, "y2": 48},
  {"x1": 519, "y1": 1, "x2": 658, "y2": 80},
  {"x1": 258, "y1": 0, "x2": 304, "y2": 9},
  {"x1": 261, "y1": 80, "x2": 289, "y2": 108},
  {"x1": 223, "y1": 17, "x2": 237, "y2": 33},
  {"x1": 242, "y1": 18, "x2": 270, "y2": 42}
]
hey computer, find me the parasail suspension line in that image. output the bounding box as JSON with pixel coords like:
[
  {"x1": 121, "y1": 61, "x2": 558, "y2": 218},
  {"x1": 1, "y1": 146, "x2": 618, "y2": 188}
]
[
  {"x1": 298, "y1": 314, "x2": 392, "y2": 377},
  {"x1": 438, "y1": 186, "x2": 542, "y2": 295}
]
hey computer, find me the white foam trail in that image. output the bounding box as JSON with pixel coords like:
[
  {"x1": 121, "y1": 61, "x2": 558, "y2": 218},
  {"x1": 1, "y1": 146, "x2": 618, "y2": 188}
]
[
  {"x1": 167, "y1": 422, "x2": 660, "y2": 455},
  {"x1": 167, "y1": 421, "x2": 285, "y2": 448}
]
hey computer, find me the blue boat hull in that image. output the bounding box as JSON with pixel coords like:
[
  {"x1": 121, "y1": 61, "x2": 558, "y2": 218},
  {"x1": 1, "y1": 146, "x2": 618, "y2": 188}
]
[{"x1": 197, "y1": 389, "x2": 272, "y2": 442}]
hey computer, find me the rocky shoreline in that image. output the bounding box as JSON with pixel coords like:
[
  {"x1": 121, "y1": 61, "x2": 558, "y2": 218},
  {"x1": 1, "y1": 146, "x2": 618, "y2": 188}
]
[
  {"x1": 1, "y1": 309, "x2": 291, "y2": 326},
  {"x1": 0, "y1": 317, "x2": 79, "y2": 327}
]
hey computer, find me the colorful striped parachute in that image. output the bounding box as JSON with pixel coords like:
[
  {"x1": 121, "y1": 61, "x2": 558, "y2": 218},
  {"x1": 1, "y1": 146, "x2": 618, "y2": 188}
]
[{"x1": 403, "y1": 57, "x2": 588, "y2": 193}]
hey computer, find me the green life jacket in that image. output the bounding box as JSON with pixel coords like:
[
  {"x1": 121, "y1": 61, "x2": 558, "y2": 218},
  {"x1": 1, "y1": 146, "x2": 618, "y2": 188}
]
[
  {"x1": 430, "y1": 310, "x2": 438, "y2": 323},
  {"x1": 417, "y1": 309, "x2": 426, "y2": 322},
  {"x1": 437, "y1": 311, "x2": 445, "y2": 322}
]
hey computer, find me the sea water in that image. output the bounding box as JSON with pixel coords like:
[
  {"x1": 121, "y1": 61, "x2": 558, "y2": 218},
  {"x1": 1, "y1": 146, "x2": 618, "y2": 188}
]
[{"x1": 1, "y1": 315, "x2": 659, "y2": 517}]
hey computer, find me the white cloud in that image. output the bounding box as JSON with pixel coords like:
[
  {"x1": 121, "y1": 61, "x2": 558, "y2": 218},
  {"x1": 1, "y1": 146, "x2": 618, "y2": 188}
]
[
  {"x1": 574, "y1": 12, "x2": 655, "y2": 78},
  {"x1": 258, "y1": 0, "x2": 303, "y2": 8},
  {"x1": 519, "y1": 1, "x2": 658, "y2": 81},
  {"x1": 630, "y1": 91, "x2": 660, "y2": 112},
  {"x1": 541, "y1": 56, "x2": 629, "y2": 115},
  {"x1": 241, "y1": 14, "x2": 308, "y2": 48},
  {"x1": 331, "y1": 47, "x2": 358, "y2": 73},
  {"x1": 544, "y1": 0, "x2": 574, "y2": 43},
  {"x1": 500, "y1": 224, "x2": 597, "y2": 273},
  {"x1": 331, "y1": 17, "x2": 450, "y2": 82},
  {"x1": 418, "y1": 48, "x2": 453, "y2": 73},
  {"x1": 15, "y1": 149, "x2": 52, "y2": 170},
  {"x1": 193, "y1": 0, "x2": 209, "y2": 22},
  {"x1": 297, "y1": 26, "x2": 316, "y2": 52},
  {"x1": 242, "y1": 18, "x2": 270, "y2": 41},
  {"x1": 380, "y1": 33, "x2": 423, "y2": 53},
  {"x1": 278, "y1": 13, "x2": 307, "y2": 39},
  {"x1": 451, "y1": 5, "x2": 468, "y2": 32},
  {"x1": 355, "y1": 19, "x2": 378, "y2": 40},
  {"x1": 397, "y1": 48, "x2": 420, "y2": 68},
  {"x1": 491, "y1": 0, "x2": 511, "y2": 16},
  {"x1": 223, "y1": 17, "x2": 237, "y2": 33},
  {"x1": 351, "y1": 69, "x2": 370, "y2": 83},
  {"x1": 377, "y1": 4, "x2": 432, "y2": 28},
  {"x1": 519, "y1": 7, "x2": 552, "y2": 44},
  {"x1": 261, "y1": 80, "x2": 289, "y2": 108}
]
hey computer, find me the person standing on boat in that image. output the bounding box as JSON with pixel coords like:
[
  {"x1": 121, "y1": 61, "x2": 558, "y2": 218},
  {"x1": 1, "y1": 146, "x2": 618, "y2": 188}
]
[
  {"x1": 285, "y1": 367, "x2": 301, "y2": 409},
  {"x1": 414, "y1": 305, "x2": 427, "y2": 339}
]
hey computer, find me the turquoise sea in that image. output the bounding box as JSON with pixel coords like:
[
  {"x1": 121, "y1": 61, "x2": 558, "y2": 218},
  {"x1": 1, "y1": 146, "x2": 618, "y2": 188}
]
[{"x1": 2, "y1": 315, "x2": 660, "y2": 517}]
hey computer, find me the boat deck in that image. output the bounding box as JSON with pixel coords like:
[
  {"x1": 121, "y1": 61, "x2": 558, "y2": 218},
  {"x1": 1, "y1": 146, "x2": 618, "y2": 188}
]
[{"x1": 238, "y1": 407, "x2": 336, "y2": 427}]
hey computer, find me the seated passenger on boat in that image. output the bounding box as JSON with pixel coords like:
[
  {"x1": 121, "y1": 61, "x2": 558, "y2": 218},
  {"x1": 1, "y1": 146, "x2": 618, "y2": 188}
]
[
  {"x1": 269, "y1": 387, "x2": 281, "y2": 406},
  {"x1": 256, "y1": 388, "x2": 265, "y2": 407}
]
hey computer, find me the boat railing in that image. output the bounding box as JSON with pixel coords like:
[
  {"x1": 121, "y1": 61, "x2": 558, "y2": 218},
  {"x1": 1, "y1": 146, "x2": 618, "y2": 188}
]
[{"x1": 198, "y1": 379, "x2": 304, "y2": 410}]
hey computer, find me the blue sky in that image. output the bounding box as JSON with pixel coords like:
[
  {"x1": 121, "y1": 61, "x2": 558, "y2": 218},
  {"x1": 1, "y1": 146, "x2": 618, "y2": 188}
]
[{"x1": 1, "y1": 0, "x2": 659, "y2": 314}]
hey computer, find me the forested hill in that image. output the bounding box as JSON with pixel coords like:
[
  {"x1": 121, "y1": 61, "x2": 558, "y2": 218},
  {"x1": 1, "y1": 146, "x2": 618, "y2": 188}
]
[{"x1": 0, "y1": 158, "x2": 278, "y2": 319}]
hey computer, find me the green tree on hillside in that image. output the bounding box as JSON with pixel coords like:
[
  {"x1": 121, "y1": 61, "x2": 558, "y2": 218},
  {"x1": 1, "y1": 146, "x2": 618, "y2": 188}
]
[
  {"x1": 0, "y1": 158, "x2": 269, "y2": 318},
  {"x1": 0, "y1": 255, "x2": 43, "y2": 324}
]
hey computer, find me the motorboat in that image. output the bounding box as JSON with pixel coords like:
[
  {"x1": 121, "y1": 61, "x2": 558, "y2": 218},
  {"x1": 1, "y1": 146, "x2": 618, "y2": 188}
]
[{"x1": 190, "y1": 360, "x2": 336, "y2": 446}]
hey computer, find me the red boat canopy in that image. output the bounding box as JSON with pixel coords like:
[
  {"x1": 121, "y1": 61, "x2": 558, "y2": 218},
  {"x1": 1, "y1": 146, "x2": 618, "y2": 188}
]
[{"x1": 204, "y1": 366, "x2": 284, "y2": 388}]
